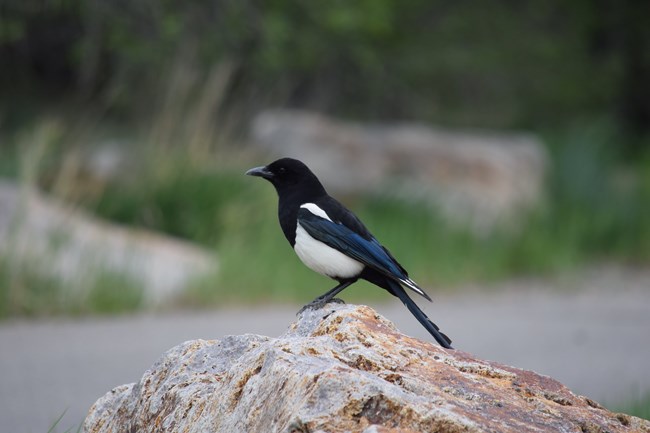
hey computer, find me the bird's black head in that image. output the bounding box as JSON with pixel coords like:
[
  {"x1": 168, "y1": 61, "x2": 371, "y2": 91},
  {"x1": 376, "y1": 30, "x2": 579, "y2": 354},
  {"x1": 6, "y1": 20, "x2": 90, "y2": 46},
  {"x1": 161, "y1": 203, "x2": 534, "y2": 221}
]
[{"x1": 246, "y1": 157, "x2": 326, "y2": 198}]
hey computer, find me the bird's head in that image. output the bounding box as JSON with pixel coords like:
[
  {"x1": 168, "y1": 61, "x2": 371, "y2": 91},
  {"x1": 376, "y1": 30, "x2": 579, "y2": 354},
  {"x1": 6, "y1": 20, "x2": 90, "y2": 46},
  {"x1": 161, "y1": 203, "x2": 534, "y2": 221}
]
[{"x1": 246, "y1": 157, "x2": 325, "y2": 197}]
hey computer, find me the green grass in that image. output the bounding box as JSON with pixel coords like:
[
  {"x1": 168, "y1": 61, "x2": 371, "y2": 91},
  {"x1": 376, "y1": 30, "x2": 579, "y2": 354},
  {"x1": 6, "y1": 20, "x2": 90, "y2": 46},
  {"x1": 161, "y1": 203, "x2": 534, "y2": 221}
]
[
  {"x1": 613, "y1": 393, "x2": 650, "y2": 421},
  {"x1": 0, "y1": 257, "x2": 68, "y2": 317},
  {"x1": 79, "y1": 123, "x2": 650, "y2": 306},
  {"x1": 46, "y1": 409, "x2": 82, "y2": 433},
  {"x1": 0, "y1": 256, "x2": 144, "y2": 318},
  {"x1": 1, "y1": 117, "x2": 650, "y2": 315}
]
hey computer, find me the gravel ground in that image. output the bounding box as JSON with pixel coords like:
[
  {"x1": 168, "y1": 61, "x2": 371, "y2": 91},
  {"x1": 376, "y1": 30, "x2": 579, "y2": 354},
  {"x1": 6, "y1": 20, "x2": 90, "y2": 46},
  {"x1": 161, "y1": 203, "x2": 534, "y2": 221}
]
[{"x1": 1, "y1": 266, "x2": 649, "y2": 433}]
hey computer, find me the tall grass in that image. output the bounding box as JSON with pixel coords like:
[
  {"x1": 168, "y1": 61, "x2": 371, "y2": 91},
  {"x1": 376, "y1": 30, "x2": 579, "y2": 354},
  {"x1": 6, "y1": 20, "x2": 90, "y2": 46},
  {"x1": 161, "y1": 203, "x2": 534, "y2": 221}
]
[
  {"x1": 78, "y1": 120, "x2": 650, "y2": 306},
  {"x1": 0, "y1": 54, "x2": 239, "y2": 317},
  {"x1": 46, "y1": 409, "x2": 82, "y2": 433},
  {"x1": 0, "y1": 119, "x2": 148, "y2": 317},
  {"x1": 1, "y1": 112, "x2": 649, "y2": 315},
  {"x1": 611, "y1": 393, "x2": 650, "y2": 421}
]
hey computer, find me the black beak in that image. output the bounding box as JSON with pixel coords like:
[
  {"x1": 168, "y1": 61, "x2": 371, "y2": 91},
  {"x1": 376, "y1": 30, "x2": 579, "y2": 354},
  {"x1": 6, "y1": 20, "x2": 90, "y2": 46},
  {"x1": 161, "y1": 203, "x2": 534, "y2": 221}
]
[{"x1": 245, "y1": 165, "x2": 274, "y2": 180}]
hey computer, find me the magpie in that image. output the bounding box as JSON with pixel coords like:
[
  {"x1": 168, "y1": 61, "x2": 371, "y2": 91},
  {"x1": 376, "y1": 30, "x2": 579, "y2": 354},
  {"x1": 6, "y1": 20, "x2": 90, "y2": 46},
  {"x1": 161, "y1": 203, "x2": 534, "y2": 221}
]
[{"x1": 246, "y1": 157, "x2": 453, "y2": 349}]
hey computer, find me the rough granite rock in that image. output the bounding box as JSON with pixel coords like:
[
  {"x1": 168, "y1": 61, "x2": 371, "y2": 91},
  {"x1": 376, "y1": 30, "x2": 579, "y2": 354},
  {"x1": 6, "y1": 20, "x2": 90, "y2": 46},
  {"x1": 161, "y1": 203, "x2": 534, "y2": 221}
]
[{"x1": 83, "y1": 304, "x2": 649, "y2": 433}]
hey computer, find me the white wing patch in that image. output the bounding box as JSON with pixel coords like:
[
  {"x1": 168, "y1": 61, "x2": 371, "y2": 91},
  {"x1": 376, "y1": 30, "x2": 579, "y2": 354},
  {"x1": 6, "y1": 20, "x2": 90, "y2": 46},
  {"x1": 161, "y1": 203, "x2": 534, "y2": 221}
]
[
  {"x1": 300, "y1": 203, "x2": 332, "y2": 221},
  {"x1": 294, "y1": 203, "x2": 363, "y2": 279}
]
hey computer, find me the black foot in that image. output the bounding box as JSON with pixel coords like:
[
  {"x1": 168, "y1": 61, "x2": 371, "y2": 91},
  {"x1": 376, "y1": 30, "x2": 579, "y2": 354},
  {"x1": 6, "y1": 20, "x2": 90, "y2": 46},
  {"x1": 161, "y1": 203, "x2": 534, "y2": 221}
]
[{"x1": 297, "y1": 297, "x2": 346, "y2": 315}]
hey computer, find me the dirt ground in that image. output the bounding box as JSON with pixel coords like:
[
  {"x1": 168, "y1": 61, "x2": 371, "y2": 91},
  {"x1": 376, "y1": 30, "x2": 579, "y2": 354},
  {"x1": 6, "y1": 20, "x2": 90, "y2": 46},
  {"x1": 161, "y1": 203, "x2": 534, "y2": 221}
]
[{"x1": 1, "y1": 265, "x2": 649, "y2": 433}]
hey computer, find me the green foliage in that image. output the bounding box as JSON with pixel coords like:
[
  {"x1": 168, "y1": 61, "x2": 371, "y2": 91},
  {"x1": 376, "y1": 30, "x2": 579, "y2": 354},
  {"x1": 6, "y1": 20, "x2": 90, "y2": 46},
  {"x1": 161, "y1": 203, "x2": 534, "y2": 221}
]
[
  {"x1": 47, "y1": 409, "x2": 82, "y2": 433},
  {"x1": 0, "y1": 256, "x2": 67, "y2": 318},
  {"x1": 544, "y1": 121, "x2": 650, "y2": 260},
  {"x1": 1, "y1": 1, "x2": 648, "y2": 137},
  {"x1": 613, "y1": 393, "x2": 650, "y2": 421},
  {"x1": 76, "y1": 121, "x2": 650, "y2": 305},
  {"x1": 1, "y1": 113, "x2": 649, "y2": 316},
  {"x1": 86, "y1": 271, "x2": 143, "y2": 314},
  {"x1": 2, "y1": 1, "x2": 649, "y2": 316},
  {"x1": 90, "y1": 162, "x2": 258, "y2": 247},
  {"x1": 0, "y1": 256, "x2": 144, "y2": 318}
]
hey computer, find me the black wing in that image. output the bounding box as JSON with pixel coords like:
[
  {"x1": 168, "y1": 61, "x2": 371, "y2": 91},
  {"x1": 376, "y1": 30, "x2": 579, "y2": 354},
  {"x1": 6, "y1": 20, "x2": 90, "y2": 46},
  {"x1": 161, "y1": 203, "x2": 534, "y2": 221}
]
[{"x1": 298, "y1": 206, "x2": 432, "y2": 301}]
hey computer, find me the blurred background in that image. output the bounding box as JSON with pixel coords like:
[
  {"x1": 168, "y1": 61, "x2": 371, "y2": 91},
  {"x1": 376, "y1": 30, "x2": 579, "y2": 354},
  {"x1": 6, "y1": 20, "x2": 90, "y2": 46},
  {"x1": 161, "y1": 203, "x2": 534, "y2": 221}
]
[{"x1": 1, "y1": 0, "x2": 649, "y2": 431}]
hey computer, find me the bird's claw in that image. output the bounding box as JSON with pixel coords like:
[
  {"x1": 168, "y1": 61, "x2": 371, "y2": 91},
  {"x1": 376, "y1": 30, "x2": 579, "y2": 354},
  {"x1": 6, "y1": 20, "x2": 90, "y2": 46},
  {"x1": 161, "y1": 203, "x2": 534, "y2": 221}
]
[{"x1": 297, "y1": 297, "x2": 345, "y2": 315}]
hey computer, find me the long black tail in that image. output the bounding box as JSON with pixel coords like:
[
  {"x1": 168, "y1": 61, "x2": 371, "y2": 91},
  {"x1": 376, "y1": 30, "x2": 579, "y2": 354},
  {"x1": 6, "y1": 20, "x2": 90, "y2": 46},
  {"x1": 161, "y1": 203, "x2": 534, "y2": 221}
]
[{"x1": 388, "y1": 279, "x2": 453, "y2": 349}]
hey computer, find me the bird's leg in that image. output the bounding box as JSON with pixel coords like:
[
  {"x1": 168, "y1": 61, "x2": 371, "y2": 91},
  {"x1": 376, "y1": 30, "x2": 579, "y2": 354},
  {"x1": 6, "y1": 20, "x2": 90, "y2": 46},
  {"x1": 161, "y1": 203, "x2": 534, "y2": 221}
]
[{"x1": 298, "y1": 279, "x2": 356, "y2": 314}]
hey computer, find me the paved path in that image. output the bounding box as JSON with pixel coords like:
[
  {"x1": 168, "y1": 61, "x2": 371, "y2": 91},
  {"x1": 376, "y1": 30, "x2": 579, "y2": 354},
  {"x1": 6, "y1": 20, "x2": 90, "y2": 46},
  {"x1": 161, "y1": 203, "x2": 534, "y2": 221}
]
[{"x1": 1, "y1": 267, "x2": 649, "y2": 433}]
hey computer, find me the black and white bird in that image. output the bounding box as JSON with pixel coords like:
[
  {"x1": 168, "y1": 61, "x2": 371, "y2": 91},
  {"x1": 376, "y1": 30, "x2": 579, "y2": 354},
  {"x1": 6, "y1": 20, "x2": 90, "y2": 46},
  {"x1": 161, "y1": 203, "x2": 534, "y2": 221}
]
[{"x1": 246, "y1": 157, "x2": 453, "y2": 349}]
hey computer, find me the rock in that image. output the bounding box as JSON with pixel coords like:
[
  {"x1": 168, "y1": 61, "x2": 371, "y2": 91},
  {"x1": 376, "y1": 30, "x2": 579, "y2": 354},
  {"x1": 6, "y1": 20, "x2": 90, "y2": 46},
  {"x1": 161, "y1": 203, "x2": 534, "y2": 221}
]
[
  {"x1": 251, "y1": 110, "x2": 547, "y2": 232},
  {"x1": 0, "y1": 181, "x2": 216, "y2": 305},
  {"x1": 83, "y1": 304, "x2": 648, "y2": 433}
]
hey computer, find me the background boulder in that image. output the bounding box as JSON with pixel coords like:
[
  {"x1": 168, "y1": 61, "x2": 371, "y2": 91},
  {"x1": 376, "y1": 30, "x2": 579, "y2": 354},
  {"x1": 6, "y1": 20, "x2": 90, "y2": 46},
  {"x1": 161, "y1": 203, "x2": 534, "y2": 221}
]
[
  {"x1": 251, "y1": 110, "x2": 547, "y2": 232},
  {"x1": 0, "y1": 182, "x2": 216, "y2": 306}
]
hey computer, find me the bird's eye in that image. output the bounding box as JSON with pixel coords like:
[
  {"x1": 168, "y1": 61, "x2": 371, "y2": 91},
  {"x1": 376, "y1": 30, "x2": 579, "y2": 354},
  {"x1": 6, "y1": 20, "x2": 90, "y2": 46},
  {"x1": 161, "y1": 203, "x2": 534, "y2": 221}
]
[{"x1": 278, "y1": 167, "x2": 287, "y2": 174}]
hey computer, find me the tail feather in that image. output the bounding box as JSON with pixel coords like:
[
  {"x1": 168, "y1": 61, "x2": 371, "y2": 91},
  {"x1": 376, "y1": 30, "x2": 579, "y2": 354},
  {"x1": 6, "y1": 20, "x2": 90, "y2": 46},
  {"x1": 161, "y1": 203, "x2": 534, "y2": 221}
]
[
  {"x1": 388, "y1": 280, "x2": 453, "y2": 349},
  {"x1": 400, "y1": 277, "x2": 433, "y2": 302}
]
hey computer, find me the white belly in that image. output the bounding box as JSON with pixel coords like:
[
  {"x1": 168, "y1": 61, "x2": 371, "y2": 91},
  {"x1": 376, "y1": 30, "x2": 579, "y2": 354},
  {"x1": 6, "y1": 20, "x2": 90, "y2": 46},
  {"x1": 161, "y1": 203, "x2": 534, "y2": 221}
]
[{"x1": 294, "y1": 223, "x2": 364, "y2": 279}]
